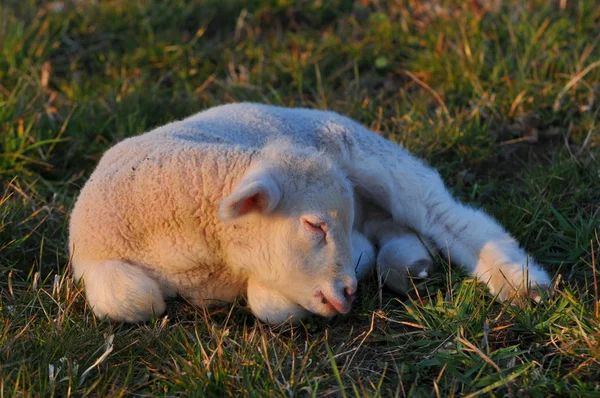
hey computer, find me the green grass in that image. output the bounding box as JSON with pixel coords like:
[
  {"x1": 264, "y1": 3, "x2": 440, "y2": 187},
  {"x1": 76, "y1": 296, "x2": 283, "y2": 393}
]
[{"x1": 1, "y1": 0, "x2": 599, "y2": 396}]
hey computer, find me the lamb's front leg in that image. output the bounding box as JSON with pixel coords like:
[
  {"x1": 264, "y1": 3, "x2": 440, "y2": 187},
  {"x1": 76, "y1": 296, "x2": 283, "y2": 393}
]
[
  {"x1": 363, "y1": 219, "x2": 434, "y2": 294},
  {"x1": 422, "y1": 189, "x2": 551, "y2": 301},
  {"x1": 348, "y1": 135, "x2": 551, "y2": 302}
]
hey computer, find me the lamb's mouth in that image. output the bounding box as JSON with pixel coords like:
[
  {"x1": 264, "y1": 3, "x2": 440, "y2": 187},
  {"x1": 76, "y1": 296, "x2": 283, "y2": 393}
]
[{"x1": 312, "y1": 290, "x2": 355, "y2": 315}]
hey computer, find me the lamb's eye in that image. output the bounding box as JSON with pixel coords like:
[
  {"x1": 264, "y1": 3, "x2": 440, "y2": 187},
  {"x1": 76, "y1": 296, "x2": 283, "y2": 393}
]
[{"x1": 302, "y1": 218, "x2": 327, "y2": 239}]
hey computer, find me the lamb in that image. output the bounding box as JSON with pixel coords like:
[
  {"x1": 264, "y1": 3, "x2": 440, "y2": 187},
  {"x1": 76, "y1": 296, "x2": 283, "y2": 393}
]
[{"x1": 69, "y1": 103, "x2": 551, "y2": 323}]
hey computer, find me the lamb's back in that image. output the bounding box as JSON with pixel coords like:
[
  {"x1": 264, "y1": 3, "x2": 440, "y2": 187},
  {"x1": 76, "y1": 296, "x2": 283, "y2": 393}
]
[{"x1": 70, "y1": 134, "x2": 254, "y2": 267}]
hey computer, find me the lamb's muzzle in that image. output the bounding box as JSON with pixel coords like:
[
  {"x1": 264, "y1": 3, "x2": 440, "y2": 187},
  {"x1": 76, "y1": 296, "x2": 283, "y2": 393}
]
[{"x1": 315, "y1": 282, "x2": 356, "y2": 315}]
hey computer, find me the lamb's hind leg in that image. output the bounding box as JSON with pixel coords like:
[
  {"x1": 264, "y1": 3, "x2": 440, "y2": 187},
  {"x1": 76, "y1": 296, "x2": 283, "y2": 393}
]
[{"x1": 73, "y1": 259, "x2": 166, "y2": 322}]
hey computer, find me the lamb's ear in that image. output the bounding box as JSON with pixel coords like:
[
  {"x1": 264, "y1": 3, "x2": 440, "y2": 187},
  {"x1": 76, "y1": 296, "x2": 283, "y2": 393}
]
[{"x1": 219, "y1": 171, "x2": 282, "y2": 221}]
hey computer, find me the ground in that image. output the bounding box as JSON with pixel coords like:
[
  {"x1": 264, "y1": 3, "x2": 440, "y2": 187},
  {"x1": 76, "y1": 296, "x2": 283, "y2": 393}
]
[{"x1": 1, "y1": 0, "x2": 599, "y2": 396}]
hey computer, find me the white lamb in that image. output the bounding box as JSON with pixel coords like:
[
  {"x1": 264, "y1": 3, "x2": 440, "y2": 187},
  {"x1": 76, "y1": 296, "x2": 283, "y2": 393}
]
[{"x1": 69, "y1": 103, "x2": 551, "y2": 323}]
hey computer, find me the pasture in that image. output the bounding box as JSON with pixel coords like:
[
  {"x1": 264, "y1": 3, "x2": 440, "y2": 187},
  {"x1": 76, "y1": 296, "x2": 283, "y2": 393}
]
[{"x1": 1, "y1": 0, "x2": 599, "y2": 396}]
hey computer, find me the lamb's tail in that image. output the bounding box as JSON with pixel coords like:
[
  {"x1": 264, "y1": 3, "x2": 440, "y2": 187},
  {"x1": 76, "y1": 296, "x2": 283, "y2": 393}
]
[{"x1": 73, "y1": 259, "x2": 166, "y2": 322}]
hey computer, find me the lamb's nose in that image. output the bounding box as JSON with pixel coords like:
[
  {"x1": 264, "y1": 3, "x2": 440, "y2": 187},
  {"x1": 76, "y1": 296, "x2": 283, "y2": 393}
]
[
  {"x1": 344, "y1": 286, "x2": 356, "y2": 304},
  {"x1": 340, "y1": 275, "x2": 357, "y2": 294},
  {"x1": 334, "y1": 282, "x2": 356, "y2": 312}
]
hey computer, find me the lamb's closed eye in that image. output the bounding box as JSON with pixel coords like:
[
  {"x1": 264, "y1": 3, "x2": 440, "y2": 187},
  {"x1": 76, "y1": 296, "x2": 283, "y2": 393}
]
[{"x1": 302, "y1": 217, "x2": 328, "y2": 241}]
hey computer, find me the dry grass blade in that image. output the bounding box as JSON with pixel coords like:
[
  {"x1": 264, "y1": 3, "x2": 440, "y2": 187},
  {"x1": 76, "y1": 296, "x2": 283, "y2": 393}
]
[{"x1": 553, "y1": 60, "x2": 600, "y2": 111}]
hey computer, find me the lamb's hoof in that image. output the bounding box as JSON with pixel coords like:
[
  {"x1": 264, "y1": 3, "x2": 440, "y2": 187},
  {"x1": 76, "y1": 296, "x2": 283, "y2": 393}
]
[
  {"x1": 489, "y1": 276, "x2": 553, "y2": 306},
  {"x1": 375, "y1": 234, "x2": 433, "y2": 294},
  {"x1": 379, "y1": 259, "x2": 432, "y2": 295},
  {"x1": 508, "y1": 284, "x2": 554, "y2": 306},
  {"x1": 480, "y1": 261, "x2": 552, "y2": 305},
  {"x1": 529, "y1": 285, "x2": 551, "y2": 303}
]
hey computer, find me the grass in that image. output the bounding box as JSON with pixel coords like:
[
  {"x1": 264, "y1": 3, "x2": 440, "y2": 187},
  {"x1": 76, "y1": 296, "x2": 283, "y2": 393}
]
[{"x1": 1, "y1": 0, "x2": 599, "y2": 396}]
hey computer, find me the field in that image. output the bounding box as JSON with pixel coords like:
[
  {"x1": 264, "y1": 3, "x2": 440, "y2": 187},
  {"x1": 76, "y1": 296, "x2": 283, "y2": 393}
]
[{"x1": 1, "y1": 0, "x2": 599, "y2": 396}]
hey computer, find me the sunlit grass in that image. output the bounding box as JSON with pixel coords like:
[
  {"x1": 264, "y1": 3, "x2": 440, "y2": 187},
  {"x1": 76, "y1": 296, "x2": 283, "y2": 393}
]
[{"x1": 1, "y1": 0, "x2": 599, "y2": 395}]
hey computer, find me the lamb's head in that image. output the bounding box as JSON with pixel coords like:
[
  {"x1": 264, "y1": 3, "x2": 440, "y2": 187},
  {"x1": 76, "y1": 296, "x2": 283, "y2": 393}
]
[{"x1": 219, "y1": 141, "x2": 357, "y2": 323}]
